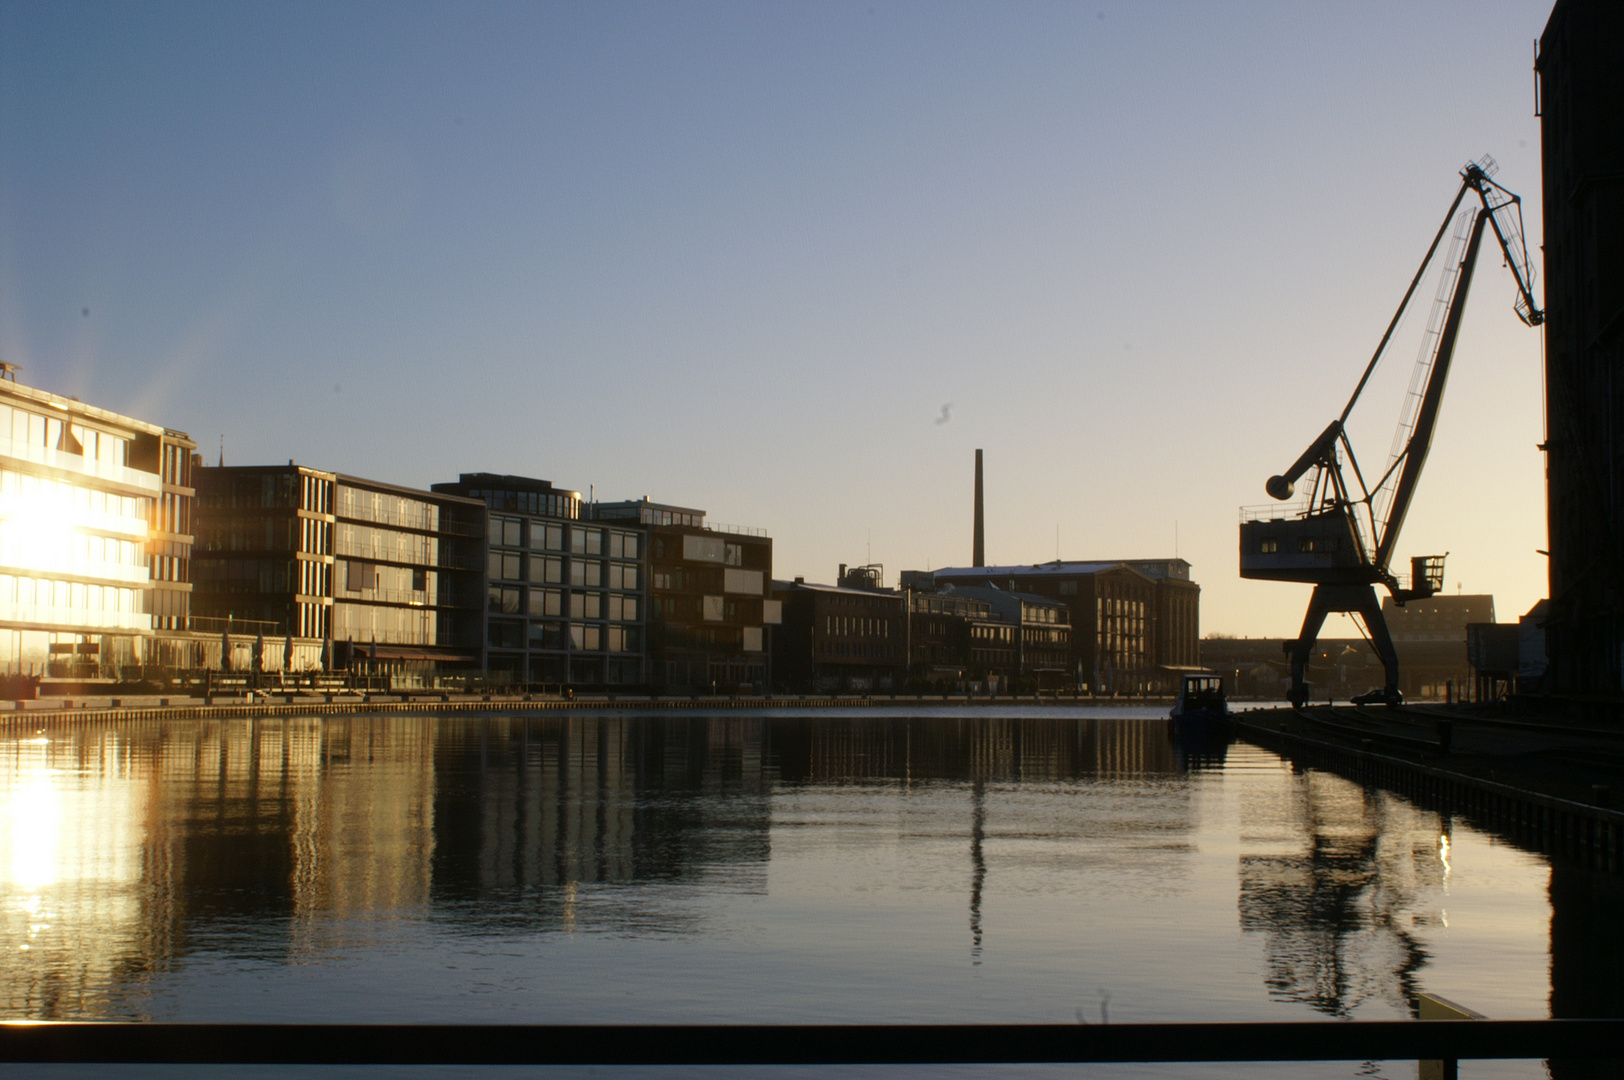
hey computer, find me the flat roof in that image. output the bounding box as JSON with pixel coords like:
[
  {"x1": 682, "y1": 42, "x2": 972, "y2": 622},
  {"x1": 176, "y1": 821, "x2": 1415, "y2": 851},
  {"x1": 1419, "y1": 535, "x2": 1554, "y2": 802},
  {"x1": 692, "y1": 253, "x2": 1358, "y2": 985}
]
[
  {"x1": 936, "y1": 561, "x2": 1157, "y2": 580},
  {"x1": 774, "y1": 580, "x2": 899, "y2": 599},
  {"x1": 1, "y1": 378, "x2": 177, "y2": 439}
]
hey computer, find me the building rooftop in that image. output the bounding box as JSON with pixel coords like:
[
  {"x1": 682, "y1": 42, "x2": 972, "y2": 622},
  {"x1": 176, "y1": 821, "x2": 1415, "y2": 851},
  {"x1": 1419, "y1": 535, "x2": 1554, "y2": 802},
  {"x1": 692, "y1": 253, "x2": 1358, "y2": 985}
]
[
  {"x1": 937, "y1": 560, "x2": 1176, "y2": 582},
  {"x1": 773, "y1": 579, "x2": 899, "y2": 599}
]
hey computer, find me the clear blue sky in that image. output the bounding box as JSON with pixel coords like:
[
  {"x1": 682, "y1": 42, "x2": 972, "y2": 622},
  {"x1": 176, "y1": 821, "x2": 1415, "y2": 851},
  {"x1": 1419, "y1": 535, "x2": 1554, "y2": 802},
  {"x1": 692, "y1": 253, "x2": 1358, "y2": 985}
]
[{"x1": 0, "y1": 1, "x2": 1554, "y2": 636}]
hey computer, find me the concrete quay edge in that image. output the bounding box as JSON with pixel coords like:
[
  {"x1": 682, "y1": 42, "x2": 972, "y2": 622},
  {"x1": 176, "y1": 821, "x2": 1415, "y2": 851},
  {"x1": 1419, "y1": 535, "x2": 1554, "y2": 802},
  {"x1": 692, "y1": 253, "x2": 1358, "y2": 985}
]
[
  {"x1": 1232, "y1": 706, "x2": 1624, "y2": 872},
  {"x1": 0, "y1": 692, "x2": 1173, "y2": 727}
]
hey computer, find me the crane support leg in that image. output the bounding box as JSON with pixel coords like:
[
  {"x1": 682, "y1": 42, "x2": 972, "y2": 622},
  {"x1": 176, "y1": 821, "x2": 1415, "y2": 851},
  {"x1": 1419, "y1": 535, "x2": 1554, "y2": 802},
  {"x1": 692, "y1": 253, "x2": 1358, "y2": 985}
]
[{"x1": 1287, "y1": 584, "x2": 1402, "y2": 707}]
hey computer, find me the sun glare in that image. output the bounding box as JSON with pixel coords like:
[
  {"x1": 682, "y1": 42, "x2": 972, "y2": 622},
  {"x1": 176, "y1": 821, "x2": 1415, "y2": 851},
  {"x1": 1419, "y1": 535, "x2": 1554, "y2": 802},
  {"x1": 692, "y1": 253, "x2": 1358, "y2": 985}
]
[{"x1": 0, "y1": 483, "x2": 80, "y2": 577}]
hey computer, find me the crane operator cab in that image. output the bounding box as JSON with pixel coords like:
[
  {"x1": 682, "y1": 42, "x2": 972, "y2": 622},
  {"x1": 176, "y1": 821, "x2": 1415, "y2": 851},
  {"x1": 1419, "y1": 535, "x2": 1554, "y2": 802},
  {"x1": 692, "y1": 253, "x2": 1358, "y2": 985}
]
[{"x1": 1238, "y1": 157, "x2": 1542, "y2": 709}]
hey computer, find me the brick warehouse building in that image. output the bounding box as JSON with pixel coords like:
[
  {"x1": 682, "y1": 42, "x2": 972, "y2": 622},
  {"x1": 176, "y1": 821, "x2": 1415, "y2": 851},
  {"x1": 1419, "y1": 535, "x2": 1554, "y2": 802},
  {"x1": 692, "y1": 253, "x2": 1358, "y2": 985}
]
[{"x1": 934, "y1": 559, "x2": 1200, "y2": 693}]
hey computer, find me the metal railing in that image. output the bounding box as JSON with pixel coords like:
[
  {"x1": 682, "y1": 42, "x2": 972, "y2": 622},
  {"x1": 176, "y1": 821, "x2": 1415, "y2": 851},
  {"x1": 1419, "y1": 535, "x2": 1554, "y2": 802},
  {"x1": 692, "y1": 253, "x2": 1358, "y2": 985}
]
[
  {"x1": 1, "y1": 1020, "x2": 1619, "y2": 1065},
  {"x1": 705, "y1": 521, "x2": 769, "y2": 537}
]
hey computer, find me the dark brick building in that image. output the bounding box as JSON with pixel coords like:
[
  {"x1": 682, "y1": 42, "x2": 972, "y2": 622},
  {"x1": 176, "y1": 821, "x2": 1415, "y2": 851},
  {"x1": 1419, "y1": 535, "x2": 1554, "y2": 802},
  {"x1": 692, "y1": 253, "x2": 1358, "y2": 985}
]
[{"x1": 1538, "y1": 0, "x2": 1624, "y2": 696}]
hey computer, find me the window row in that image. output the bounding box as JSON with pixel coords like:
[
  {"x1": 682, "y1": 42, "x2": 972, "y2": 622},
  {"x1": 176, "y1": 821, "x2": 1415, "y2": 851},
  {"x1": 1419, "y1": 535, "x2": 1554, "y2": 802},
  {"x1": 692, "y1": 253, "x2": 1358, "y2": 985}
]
[
  {"x1": 488, "y1": 552, "x2": 639, "y2": 590},
  {"x1": 824, "y1": 615, "x2": 891, "y2": 638},
  {"x1": 468, "y1": 488, "x2": 578, "y2": 520},
  {"x1": 331, "y1": 601, "x2": 439, "y2": 645},
  {"x1": 0, "y1": 469, "x2": 152, "y2": 532},
  {"x1": 0, "y1": 404, "x2": 132, "y2": 468},
  {"x1": 489, "y1": 619, "x2": 642, "y2": 653},
  {"x1": 335, "y1": 485, "x2": 442, "y2": 532},
  {"x1": 487, "y1": 586, "x2": 639, "y2": 621},
  {"x1": 0, "y1": 574, "x2": 141, "y2": 614},
  {"x1": 0, "y1": 521, "x2": 147, "y2": 578},
  {"x1": 489, "y1": 516, "x2": 640, "y2": 559},
  {"x1": 336, "y1": 522, "x2": 442, "y2": 565}
]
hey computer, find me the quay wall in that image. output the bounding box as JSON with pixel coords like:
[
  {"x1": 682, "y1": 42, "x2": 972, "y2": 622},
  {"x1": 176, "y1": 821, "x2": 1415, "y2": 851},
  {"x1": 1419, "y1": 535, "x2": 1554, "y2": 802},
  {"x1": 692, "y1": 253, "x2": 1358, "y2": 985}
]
[
  {"x1": 0, "y1": 691, "x2": 1172, "y2": 728},
  {"x1": 1235, "y1": 711, "x2": 1624, "y2": 875}
]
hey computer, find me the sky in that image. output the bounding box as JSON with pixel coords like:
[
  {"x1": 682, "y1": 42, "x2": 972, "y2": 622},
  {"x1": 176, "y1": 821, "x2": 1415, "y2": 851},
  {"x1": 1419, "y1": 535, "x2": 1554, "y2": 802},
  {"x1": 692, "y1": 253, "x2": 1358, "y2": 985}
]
[{"x1": 0, "y1": 1, "x2": 1557, "y2": 637}]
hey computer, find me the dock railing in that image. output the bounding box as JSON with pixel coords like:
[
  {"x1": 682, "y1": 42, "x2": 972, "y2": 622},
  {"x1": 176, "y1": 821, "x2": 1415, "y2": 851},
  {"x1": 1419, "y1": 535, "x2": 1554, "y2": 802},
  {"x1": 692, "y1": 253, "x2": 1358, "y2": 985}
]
[{"x1": 2, "y1": 1020, "x2": 1620, "y2": 1067}]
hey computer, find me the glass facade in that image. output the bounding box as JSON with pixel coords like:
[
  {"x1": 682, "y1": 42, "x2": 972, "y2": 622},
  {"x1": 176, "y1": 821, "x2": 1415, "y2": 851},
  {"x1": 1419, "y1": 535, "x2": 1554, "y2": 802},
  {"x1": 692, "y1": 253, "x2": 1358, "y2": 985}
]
[
  {"x1": 431, "y1": 475, "x2": 647, "y2": 687},
  {"x1": 193, "y1": 466, "x2": 485, "y2": 675},
  {"x1": 0, "y1": 381, "x2": 192, "y2": 679}
]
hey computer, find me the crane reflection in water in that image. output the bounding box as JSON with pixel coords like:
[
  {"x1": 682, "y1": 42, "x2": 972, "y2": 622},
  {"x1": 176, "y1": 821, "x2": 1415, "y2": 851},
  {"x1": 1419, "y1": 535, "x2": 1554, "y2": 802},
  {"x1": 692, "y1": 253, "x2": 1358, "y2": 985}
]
[{"x1": 1237, "y1": 767, "x2": 1444, "y2": 1017}]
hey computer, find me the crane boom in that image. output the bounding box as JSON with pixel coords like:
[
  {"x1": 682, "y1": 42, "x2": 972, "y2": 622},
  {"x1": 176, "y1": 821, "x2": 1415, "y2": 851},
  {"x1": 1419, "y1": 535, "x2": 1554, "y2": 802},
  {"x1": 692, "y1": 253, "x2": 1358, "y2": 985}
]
[{"x1": 1374, "y1": 210, "x2": 1488, "y2": 569}]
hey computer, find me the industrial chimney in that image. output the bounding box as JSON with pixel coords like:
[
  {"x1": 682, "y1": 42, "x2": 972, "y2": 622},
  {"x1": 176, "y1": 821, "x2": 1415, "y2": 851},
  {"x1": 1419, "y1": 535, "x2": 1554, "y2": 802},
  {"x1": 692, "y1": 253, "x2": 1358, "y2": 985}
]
[{"x1": 973, "y1": 449, "x2": 985, "y2": 568}]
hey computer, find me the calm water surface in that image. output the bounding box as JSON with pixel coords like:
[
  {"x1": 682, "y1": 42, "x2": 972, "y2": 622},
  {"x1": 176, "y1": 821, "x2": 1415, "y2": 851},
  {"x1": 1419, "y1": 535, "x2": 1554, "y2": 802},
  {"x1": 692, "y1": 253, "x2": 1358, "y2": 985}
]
[{"x1": 3, "y1": 708, "x2": 1620, "y2": 1079}]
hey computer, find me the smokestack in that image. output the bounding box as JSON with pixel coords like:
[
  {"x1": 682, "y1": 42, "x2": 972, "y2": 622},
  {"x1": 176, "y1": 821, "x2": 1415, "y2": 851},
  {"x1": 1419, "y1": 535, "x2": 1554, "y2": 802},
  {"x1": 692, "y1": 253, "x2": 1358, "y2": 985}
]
[{"x1": 973, "y1": 449, "x2": 985, "y2": 568}]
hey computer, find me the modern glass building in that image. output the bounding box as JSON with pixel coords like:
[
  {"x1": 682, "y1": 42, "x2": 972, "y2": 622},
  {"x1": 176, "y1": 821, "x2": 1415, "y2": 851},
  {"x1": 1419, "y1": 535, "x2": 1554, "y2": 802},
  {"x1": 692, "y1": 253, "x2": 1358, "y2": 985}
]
[
  {"x1": 432, "y1": 474, "x2": 648, "y2": 686},
  {"x1": 0, "y1": 374, "x2": 196, "y2": 680},
  {"x1": 194, "y1": 464, "x2": 486, "y2": 681}
]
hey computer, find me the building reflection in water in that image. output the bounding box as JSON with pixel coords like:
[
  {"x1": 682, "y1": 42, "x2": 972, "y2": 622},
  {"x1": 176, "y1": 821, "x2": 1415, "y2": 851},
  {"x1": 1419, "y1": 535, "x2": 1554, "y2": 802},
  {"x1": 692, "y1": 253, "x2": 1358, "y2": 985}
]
[
  {"x1": 1237, "y1": 766, "x2": 1443, "y2": 1016},
  {"x1": 428, "y1": 716, "x2": 774, "y2": 932},
  {"x1": 5, "y1": 713, "x2": 1588, "y2": 1033},
  {"x1": 770, "y1": 715, "x2": 1188, "y2": 969}
]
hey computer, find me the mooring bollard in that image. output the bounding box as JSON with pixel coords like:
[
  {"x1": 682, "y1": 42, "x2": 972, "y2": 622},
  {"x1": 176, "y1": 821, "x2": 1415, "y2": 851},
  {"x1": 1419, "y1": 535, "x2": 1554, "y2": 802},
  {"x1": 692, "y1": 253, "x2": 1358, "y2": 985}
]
[{"x1": 1418, "y1": 992, "x2": 1485, "y2": 1080}]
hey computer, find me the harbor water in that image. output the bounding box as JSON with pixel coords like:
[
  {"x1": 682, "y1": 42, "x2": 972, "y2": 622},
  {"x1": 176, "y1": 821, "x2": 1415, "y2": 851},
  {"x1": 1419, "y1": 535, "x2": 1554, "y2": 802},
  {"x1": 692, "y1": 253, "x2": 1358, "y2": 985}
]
[{"x1": 2, "y1": 707, "x2": 1619, "y2": 1079}]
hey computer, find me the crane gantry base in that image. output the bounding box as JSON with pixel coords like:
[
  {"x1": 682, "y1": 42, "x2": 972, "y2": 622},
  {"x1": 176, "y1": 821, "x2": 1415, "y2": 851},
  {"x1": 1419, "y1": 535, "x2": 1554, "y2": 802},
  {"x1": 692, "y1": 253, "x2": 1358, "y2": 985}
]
[{"x1": 1286, "y1": 583, "x2": 1401, "y2": 708}]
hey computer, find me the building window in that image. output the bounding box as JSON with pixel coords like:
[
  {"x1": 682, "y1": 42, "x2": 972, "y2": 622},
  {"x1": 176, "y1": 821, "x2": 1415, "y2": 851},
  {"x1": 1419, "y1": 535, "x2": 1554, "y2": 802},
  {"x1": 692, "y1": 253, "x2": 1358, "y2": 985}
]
[
  {"x1": 570, "y1": 559, "x2": 602, "y2": 587},
  {"x1": 529, "y1": 588, "x2": 562, "y2": 617},
  {"x1": 609, "y1": 562, "x2": 639, "y2": 590},
  {"x1": 531, "y1": 524, "x2": 564, "y2": 552},
  {"x1": 571, "y1": 527, "x2": 603, "y2": 555},
  {"x1": 488, "y1": 586, "x2": 521, "y2": 614},
  {"x1": 530, "y1": 556, "x2": 563, "y2": 584},
  {"x1": 569, "y1": 592, "x2": 602, "y2": 619},
  {"x1": 609, "y1": 594, "x2": 638, "y2": 621},
  {"x1": 530, "y1": 621, "x2": 565, "y2": 649},
  {"x1": 609, "y1": 531, "x2": 639, "y2": 559}
]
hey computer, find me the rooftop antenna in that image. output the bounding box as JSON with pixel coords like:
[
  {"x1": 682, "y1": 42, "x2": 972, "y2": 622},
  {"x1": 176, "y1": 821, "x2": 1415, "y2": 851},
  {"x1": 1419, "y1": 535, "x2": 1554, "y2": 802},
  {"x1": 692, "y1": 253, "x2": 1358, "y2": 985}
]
[
  {"x1": 1175, "y1": 520, "x2": 1179, "y2": 559},
  {"x1": 218, "y1": 435, "x2": 224, "y2": 467}
]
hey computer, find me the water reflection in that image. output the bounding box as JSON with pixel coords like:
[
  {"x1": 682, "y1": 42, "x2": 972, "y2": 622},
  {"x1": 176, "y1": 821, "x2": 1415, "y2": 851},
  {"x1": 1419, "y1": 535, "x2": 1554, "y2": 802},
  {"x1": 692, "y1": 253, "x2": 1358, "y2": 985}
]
[
  {"x1": 429, "y1": 716, "x2": 774, "y2": 932},
  {"x1": 1237, "y1": 768, "x2": 1441, "y2": 1016},
  {"x1": 0, "y1": 712, "x2": 1585, "y2": 1038}
]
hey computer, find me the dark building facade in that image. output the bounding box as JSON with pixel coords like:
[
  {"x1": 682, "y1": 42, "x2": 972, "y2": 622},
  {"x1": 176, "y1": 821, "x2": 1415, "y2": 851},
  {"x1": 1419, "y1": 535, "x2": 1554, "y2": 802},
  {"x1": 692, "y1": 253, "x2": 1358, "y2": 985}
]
[
  {"x1": 934, "y1": 559, "x2": 1199, "y2": 693},
  {"x1": 771, "y1": 575, "x2": 905, "y2": 693},
  {"x1": 194, "y1": 465, "x2": 486, "y2": 680},
  {"x1": 431, "y1": 474, "x2": 648, "y2": 687},
  {"x1": 937, "y1": 585, "x2": 1071, "y2": 689},
  {"x1": 903, "y1": 588, "x2": 1015, "y2": 687},
  {"x1": 1538, "y1": 0, "x2": 1624, "y2": 696},
  {"x1": 595, "y1": 498, "x2": 775, "y2": 692}
]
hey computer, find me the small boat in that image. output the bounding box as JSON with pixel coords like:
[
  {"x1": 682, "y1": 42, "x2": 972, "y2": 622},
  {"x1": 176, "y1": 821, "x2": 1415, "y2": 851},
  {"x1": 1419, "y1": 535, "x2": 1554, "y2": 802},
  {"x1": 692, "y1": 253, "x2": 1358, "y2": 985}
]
[{"x1": 1169, "y1": 673, "x2": 1229, "y2": 736}]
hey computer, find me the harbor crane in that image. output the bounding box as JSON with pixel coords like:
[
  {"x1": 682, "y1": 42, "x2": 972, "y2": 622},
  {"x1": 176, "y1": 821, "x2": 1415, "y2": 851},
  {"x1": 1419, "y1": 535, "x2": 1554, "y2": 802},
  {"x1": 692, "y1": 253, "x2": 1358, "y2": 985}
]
[{"x1": 1240, "y1": 157, "x2": 1542, "y2": 708}]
